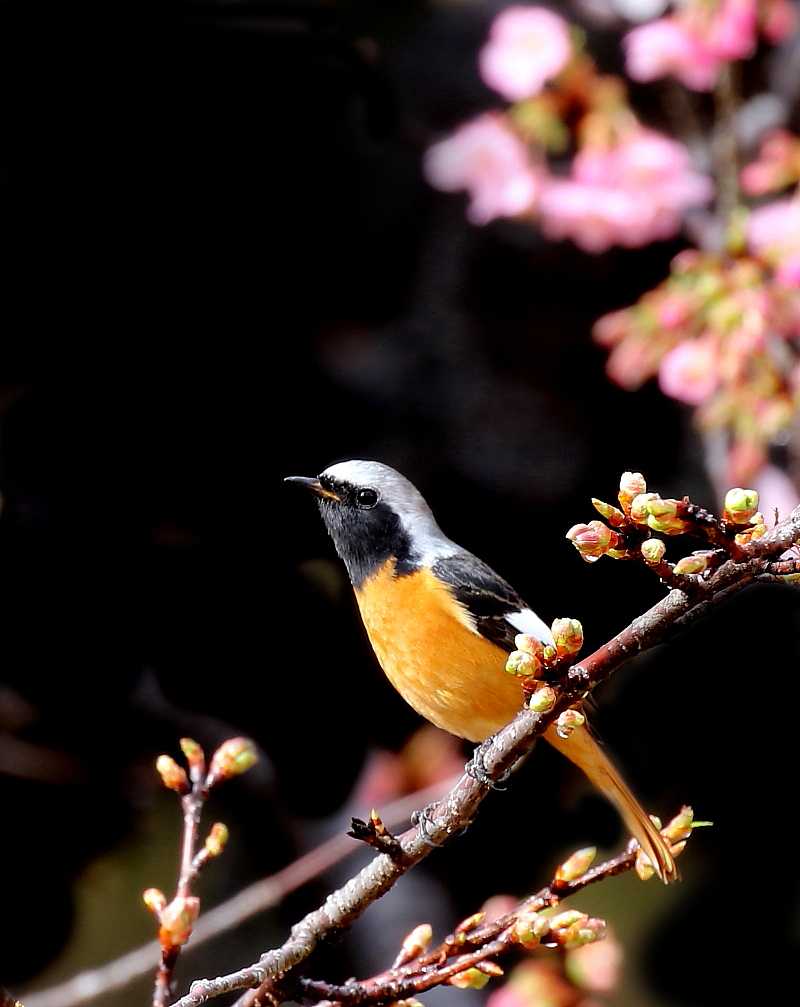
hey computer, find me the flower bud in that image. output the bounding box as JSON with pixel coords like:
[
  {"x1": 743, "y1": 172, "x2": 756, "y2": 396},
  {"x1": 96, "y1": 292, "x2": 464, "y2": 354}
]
[
  {"x1": 513, "y1": 909, "x2": 550, "y2": 949},
  {"x1": 724, "y1": 488, "x2": 759, "y2": 524},
  {"x1": 159, "y1": 895, "x2": 200, "y2": 948},
  {"x1": 449, "y1": 968, "x2": 490, "y2": 990},
  {"x1": 556, "y1": 708, "x2": 585, "y2": 740},
  {"x1": 204, "y1": 822, "x2": 229, "y2": 858},
  {"x1": 640, "y1": 538, "x2": 666, "y2": 564},
  {"x1": 673, "y1": 553, "x2": 711, "y2": 575},
  {"x1": 143, "y1": 887, "x2": 167, "y2": 916},
  {"x1": 528, "y1": 685, "x2": 557, "y2": 713},
  {"x1": 663, "y1": 806, "x2": 694, "y2": 843},
  {"x1": 207, "y1": 737, "x2": 258, "y2": 785},
  {"x1": 591, "y1": 498, "x2": 626, "y2": 527},
  {"x1": 542, "y1": 644, "x2": 558, "y2": 663},
  {"x1": 645, "y1": 498, "x2": 688, "y2": 535},
  {"x1": 629, "y1": 493, "x2": 659, "y2": 524},
  {"x1": 635, "y1": 850, "x2": 655, "y2": 881},
  {"x1": 551, "y1": 618, "x2": 584, "y2": 658},
  {"x1": 566, "y1": 521, "x2": 618, "y2": 562},
  {"x1": 514, "y1": 634, "x2": 545, "y2": 660},
  {"x1": 550, "y1": 910, "x2": 587, "y2": 932},
  {"x1": 561, "y1": 917, "x2": 607, "y2": 950},
  {"x1": 180, "y1": 738, "x2": 206, "y2": 776},
  {"x1": 505, "y1": 650, "x2": 542, "y2": 678},
  {"x1": 456, "y1": 912, "x2": 485, "y2": 935},
  {"x1": 555, "y1": 846, "x2": 596, "y2": 883},
  {"x1": 619, "y1": 472, "x2": 647, "y2": 512},
  {"x1": 156, "y1": 755, "x2": 189, "y2": 794},
  {"x1": 401, "y1": 923, "x2": 433, "y2": 959}
]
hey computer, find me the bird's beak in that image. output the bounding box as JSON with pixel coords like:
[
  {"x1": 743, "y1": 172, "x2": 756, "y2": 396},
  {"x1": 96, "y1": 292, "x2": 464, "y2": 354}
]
[{"x1": 284, "y1": 476, "x2": 341, "y2": 501}]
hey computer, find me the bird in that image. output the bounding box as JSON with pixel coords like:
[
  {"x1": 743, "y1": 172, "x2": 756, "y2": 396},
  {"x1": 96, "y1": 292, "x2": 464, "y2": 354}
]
[{"x1": 286, "y1": 459, "x2": 676, "y2": 882}]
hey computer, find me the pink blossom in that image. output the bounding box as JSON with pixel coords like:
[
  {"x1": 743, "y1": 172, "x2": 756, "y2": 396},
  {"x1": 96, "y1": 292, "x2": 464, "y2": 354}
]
[
  {"x1": 424, "y1": 114, "x2": 540, "y2": 225},
  {"x1": 479, "y1": 6, "x2": 572, "y2": 101},
  {"x1": 705, "y1": 0, "x2": 758, "y2": 60},
  {"x1": 658, "y1": 338, "x2": 719, "y2": 404},
  {"x1": 747, "y1": 197, "x2": 800, "y2": 286},
  {"x1": 539, "y1": 129, "x2": 712, "y2": 252},
  {"x1": 624, "y1": 17, "x2": 721, "y2": 91}
]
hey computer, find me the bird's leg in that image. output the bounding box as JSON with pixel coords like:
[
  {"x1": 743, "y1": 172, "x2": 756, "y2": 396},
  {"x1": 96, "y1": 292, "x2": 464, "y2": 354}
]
[{"x1": 465, "y1": 735, "x2": 511, "y2": 790}]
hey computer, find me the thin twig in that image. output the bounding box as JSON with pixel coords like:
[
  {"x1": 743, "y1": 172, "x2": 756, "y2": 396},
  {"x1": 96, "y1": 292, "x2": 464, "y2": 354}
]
[
  {"x1": 22, "y1": 780, "x2": 454, "y2": 1007},
  {"x1": 171, "y1": 506, "x2": 800, "y2": 1007}
]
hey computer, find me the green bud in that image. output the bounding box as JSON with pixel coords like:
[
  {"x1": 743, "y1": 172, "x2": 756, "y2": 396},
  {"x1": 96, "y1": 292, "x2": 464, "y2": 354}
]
[
  {"x1": 505, "y1": 650, "x2": 542, "y2": 678},
  {"x1": 528, "y1": 685, "x2": 557, "y2": 713},
  {"x1": 449, "y1": 968, "x2": 490, "y2": 990},
  {"x1": 591, "y1": 498, "x2": 626, "y2": 527},
  {"x1": 673, "y1": 553, "x2": 710, "y2": 575},
  {"x1": 640, "y1": 538, "x2": 666, "y2": 563},
  {"x1": 724, "y1": 487, "x2": 759, "y2": 524},
  {"x1": 555, "y1": 846, "x2": 597, "y2": 883},
  {"x1": 156, "y1": 755, "x2": 189, "y2": 794},
  {"x1": 556, "y1": 708, "x2": 585, "y2": 739}
]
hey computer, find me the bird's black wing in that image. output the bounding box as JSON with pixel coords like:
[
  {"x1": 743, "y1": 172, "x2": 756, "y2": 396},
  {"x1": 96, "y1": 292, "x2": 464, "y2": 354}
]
[{"x1": 431, "y1": 551, "x2": 539, "y2": 652}]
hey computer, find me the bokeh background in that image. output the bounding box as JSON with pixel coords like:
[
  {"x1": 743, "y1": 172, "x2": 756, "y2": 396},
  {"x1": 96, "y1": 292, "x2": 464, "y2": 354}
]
[{"x1": 4, "y1": 1, "x2": 799, "y2": 1004}]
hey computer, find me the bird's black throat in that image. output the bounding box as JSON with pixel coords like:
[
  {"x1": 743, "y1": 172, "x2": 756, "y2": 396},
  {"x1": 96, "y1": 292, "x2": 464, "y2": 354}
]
[{"x1": 317, "y1": 497, "x2": 417, "y2": 587}]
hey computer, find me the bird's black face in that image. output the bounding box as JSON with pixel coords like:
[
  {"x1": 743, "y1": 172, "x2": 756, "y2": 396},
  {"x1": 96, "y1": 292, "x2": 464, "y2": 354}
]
[{"x1": 286, "y1": 473, "x2": 416, "y2": 587}]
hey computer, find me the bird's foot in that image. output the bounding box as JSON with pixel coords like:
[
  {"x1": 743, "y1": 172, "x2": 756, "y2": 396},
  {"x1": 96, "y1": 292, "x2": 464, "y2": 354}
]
[
  {"x1": 411, "y1": 802, "x2": 445, "y2": 848},
  {"x1": 465, "y1": 736, "x2": 511, "y2": 790}
]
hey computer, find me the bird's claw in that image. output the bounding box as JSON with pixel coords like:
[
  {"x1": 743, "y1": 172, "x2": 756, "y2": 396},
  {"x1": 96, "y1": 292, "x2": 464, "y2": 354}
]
[
  {"x1": 465, "y1": 737, "x2": 510, "y2": 790},
  {"x1": 411, "y1": 802, "x2": 470, "y2": 847}
]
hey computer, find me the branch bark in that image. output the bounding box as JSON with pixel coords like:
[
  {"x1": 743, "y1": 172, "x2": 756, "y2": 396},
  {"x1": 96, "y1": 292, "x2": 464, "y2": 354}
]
[{"x1": 171, "y1": 505, "x2": 800, "y2": 1007}]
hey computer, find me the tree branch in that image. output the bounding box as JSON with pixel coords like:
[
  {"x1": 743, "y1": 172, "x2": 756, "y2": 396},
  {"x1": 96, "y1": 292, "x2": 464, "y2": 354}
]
[{"x1": 171, "y1": 505, "x2": 800, "y2": 1007}]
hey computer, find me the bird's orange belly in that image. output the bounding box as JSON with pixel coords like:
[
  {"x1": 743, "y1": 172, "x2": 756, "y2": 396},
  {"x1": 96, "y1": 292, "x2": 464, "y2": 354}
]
[{"x1": 354, "y1": 561, "x2": 524, "y2": 742}]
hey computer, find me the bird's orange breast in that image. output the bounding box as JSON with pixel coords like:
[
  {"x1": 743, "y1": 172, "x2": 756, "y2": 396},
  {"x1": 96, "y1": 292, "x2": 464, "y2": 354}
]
[{"x1": 354, "y1": 560, "x2": 523, "y2": 742}]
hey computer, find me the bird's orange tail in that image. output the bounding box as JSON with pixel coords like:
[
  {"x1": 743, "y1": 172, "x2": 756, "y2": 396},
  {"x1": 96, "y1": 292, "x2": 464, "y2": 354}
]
[{"x1": 545, "y1": 719, "x2": 678, "y2": 884}]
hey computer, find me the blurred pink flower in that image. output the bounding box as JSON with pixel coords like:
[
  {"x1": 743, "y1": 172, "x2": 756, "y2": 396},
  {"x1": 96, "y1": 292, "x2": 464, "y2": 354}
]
[
  {"x1": 762, "y1": 0, "x2": 797, "y2": 42},
  {"x1": 658, "y1": 338, "x2": 719, "y2": 404},
  {"x1": 705, "y1": 0, "x2": 758, "y2": 60},
  {"x1": 747, "y1": 197, "x2": 800, "y2": 287},
  {"x1": 539, "y1": 129, "x2": 712, "y2": 252},
  {"x1": 424, "y1": 114, "x2": 541, "y2": 225},
  {"x1": 624, "y1": 0, "x2": 761, "y2": 91},
  {"x1": 624, "y1": 17, "x2": 720, "y2": 90},
  {"x1": 479, "y1": 6, "x2": 572, "y2": 101}
]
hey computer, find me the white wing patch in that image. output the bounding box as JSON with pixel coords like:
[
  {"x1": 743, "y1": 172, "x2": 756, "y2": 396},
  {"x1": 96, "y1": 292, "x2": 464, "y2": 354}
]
[{"x1": 506, "y1": 608, "x2": 554, "y2": 646}]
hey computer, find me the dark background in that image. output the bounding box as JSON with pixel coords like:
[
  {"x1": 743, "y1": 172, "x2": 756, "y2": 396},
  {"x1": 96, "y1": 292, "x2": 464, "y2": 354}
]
[{"x1": 4, "y1": 2, "x2": 799, "y2": 1003}]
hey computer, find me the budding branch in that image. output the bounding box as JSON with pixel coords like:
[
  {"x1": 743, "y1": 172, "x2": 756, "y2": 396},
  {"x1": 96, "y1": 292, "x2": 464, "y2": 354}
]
[{"x1": 171, "y1": 504, "x2": 800, "y2": 1007}]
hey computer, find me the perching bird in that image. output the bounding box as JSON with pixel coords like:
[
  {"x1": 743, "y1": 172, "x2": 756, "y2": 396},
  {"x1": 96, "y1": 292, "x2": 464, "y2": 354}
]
[{"x1": 287, "y1": 460, "x2": 676, "y2": 882}]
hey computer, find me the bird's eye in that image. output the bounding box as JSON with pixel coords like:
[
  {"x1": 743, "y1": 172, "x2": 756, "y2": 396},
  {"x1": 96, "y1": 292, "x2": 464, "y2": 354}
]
[{"x1": 357, "y1": 488, "x2": 379, "y2": 509}]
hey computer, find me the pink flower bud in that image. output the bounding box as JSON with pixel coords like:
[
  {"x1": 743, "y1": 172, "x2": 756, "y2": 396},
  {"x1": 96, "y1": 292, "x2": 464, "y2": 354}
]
[
  {"x1": 207, "y1": 737, "x2": 258, "y2": 785},
  {"x1": 619, "y1": 472, "x2": 647, "y2": 513},
  {"x1": 551, "y1": 618, "x2": 584, "y2": 658},
  {"x1": 156, "y1": 755, "x2": 189, "y2": 795},
  {"x1": 514, "y1": 634, "x2": 545, "y2": 660},
  {"x1": 565, "y1": 521, "x2": 618, "y2": 561}
]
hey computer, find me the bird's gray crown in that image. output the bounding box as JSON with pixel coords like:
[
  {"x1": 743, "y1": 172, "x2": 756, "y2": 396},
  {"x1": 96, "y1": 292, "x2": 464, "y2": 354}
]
[{"x1": 320, "y1": 460, "x2": 458, "y2": 564}]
